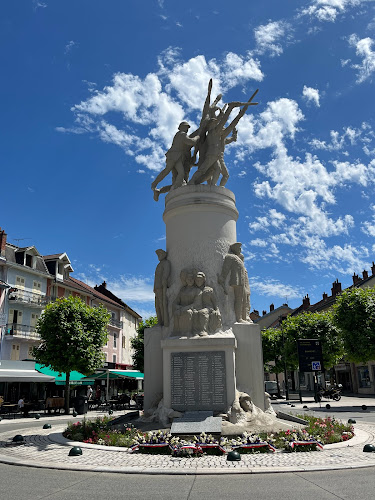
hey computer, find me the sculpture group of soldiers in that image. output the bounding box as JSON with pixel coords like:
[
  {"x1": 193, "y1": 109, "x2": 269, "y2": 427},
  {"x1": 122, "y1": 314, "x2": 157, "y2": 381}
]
[
  {"x1": 153, "y1": 242, "x2": 251, "y2": 337},
  {"x1": 151, "y1": 80, "x2": 258, "y2": 201}
]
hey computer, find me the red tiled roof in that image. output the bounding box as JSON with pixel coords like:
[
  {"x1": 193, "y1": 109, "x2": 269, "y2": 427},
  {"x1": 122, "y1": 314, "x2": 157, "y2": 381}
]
[{"x1": 67, "y1": 277, "x2": 126, "y2": 309}]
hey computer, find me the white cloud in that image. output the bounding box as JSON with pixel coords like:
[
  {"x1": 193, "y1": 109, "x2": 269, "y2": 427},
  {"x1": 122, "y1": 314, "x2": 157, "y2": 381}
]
[
  {"x1": 302, "y1": 85, "x2": 320, "y2": 107},
  {"x1": 64, "y1": 40, "x2": 77, "y2": 55},
  {"x1": 249, "y1": 238, "x2": 268, "y2": 247},
  {"x1": 253, "y1": 21, "x2": 291, "y2": 57},
  {"x1": 250, "y1": 277, "x2": 303, "y2": 299},
  {"x1": 348, "y1": 34, "x2": 375, "y2": 83},
  {"x1": 66, "y1": 49, "x2": 264, "y2": 173},
  {"x1": 301, "y1": 0, "x2": 360, "y2": 23},
  {"x1": 309, "y1": 125, "x2": 367, "y2": 151},
  {"x1": 77, "y1": 271, "x2": 154, "y2": 304},
  {"x1": 361, "y1": 204, "x2": 375, "y2": 236}
]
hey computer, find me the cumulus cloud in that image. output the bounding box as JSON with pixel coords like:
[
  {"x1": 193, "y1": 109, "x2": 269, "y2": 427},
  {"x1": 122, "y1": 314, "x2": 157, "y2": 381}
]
[
  {"x1": 309, "y1": 124, "x2": 372, "y2": 151},
  {"x1": 302, "y1": 85, "x2": 320, "y2": 107},
  {"x1": 64, "y1": 49, "x2": 264, "y2": 171},
  {"x1": 253, "y1": 21, "x2": 292, "y2": 57},
  {"x1": 361, "y1": 204, "x2": 375, "y2": 236},
  {"x1": 250, "y1": 277, "x2": 304, "y2": 299},
  {"x1": 300, "y1": 0, "x2": 361, "y2": 23},
  {"x1": 348, "y1": 34, "x2": 375, "y2": 83},
  {"x1": 77, "y1": 270, "x2": 154, "y2": 305},
  {"x1": 64, "y1": 40, "x2": 77, "y2": 54}
]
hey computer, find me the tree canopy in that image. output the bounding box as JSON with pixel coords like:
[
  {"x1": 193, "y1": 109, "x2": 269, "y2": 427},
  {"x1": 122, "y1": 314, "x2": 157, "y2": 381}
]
[
  {"x1": 261, "y1": 327, "x2": 285, "y2": 375},
  {"x1": 280, "y1": 311, "x2": 344, "y2": 370},
  {"x1": 131, "y1": 316, "x2": 158, "y2": 372},
  {"x1": 333, "y1": 287, "x2": 375, "y2": 363},
  {"x1": 33, "y1": 296, "x2": 110, "y2": 413},
  {"x1": 262, "y1": 311, "x2": 344, "y2": 374}
]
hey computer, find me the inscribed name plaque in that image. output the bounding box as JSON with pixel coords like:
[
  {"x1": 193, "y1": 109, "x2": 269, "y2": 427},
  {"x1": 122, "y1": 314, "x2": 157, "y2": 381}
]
[{"x1": 171, "y1": 351, "x2": 227, "y2": 411}]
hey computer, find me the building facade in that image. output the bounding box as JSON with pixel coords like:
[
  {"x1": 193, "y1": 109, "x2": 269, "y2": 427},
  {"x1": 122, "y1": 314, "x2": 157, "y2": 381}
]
[{"x1": 0, "y1": 228, "x2": 141, "y2": 369}]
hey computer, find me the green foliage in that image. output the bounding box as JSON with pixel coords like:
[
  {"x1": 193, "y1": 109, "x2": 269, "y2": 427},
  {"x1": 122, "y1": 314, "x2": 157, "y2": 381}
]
[
  {"x1": 333, "y1": 288, "x2": 375, "y2": 363},
  {"x1": 279, "y1": 311, "x2": 344, "y2": 370},
  {"x1": 33, "y1": 296, "x2": 110, "y2": 374},
  {"x1": 64, "y1": 416, "x2": 138, "y2": 447},
  {"x1": 261, "y1": 328, "x2": 285, "y2": 374},
  {"x1": 131, "y1": 316, "x2": 158, "y2": 372},
  {"x1": 32, "y1": 296, "x2": 110, "y2": 413}
]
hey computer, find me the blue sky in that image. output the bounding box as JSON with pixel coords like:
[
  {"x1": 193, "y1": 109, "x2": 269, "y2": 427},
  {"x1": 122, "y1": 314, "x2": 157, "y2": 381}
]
[{"x1": 2, "y1": 0, "x2": 375, "y2": 318}]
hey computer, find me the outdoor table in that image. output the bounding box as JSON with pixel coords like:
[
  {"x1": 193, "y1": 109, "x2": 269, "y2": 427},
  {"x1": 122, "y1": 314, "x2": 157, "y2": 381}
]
[{"x1": 1, "y1": 404, "x2": 18, "y2": 418}]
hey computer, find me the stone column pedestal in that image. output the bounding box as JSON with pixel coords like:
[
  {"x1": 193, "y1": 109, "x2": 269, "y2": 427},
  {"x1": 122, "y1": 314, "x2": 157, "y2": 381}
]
[
  {"x1": 233, "y1": 322, "x2": 265, "y2": 410},
  {"x1": 163, "y1": 185, "x2": 239, "y2": 331},
  {"x1": 161, "y1": 335, "x2": 237, "y2": 412}
]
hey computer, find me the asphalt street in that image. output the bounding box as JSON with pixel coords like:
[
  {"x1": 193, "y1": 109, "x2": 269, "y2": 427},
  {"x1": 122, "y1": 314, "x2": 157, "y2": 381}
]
[
  {"x1": 1, "y1": 396, "x2": 375, "y2": 499},
  {"x1": 1, "y1": 463, "x2": 375, "y2": 500}
]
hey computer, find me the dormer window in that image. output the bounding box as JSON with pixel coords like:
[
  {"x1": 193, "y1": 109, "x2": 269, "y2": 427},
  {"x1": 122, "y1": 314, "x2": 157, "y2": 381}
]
[{"x1": 25, "y1": 254, "x2": 33, "y2": 268}]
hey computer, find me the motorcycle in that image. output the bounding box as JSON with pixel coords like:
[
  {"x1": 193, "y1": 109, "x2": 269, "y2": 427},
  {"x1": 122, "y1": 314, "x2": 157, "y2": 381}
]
[{"x1": 315, "y1": 384, "x2": 342, "y2": 402}]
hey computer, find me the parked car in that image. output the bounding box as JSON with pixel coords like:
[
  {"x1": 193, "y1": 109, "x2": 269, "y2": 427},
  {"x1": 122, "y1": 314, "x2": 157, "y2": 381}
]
[{"x1": 264, "y1": 381, "x2": 281, "y2": 399}]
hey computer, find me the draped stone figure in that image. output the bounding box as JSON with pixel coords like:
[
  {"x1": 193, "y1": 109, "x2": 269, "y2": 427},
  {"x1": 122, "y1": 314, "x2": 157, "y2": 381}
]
[
  {"x1": 193, "y1": 271, "x2": 222, "y2": 336},
  {"x1": 172, "y1": 269, "x2": 222, "y2": 337},
  {"x1": 218, "y1": 242, "x2": 251, "y2": 323},
  {"x1": 172, "y1": 270, "x2": 200, "y2": 336},
  {"x1": 154, "y1": 249, "x2": 171, "y2": 327}
]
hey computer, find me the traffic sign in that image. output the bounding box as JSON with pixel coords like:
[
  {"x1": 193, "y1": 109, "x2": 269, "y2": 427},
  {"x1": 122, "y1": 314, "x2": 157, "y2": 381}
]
[{"x1": 297, "y1": 339, "x2": 324, "y2": 372}]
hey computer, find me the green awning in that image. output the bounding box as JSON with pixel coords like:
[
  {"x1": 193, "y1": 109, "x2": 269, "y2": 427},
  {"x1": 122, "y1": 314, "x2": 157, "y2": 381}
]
[
  {"x1": 85, "y1": 370, "x2": 144, "y2": 380},
  {"x1": 35, "y1": 364, "x2": 95, "y2": 386}
]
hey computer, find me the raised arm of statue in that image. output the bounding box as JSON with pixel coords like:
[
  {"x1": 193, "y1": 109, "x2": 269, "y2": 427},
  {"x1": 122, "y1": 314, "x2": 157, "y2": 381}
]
[
  {"x1": 200, "y1": 78, "x2": 213, "y2": 124},
  {"x1": 222, "y1": 89, "x2": 259, "y2": 139}
]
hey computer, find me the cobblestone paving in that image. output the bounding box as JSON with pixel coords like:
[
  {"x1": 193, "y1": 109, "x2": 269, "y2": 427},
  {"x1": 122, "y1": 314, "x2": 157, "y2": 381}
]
[{"x1": 1, "y1": 424, "x2": 375, "y2": 474}]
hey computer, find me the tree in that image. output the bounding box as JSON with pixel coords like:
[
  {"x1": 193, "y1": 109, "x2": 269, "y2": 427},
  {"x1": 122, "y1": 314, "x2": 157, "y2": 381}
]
[
  {"x1": 262, "y1": 327, "x2": 285, "y2": 373},
  {"x1": 333, "y1": 287, "x2": 375, "y2": 363},
  {"x1": 33, "y1": 296, "x2": 110, "y2": 414},
  {"x1": 261, "y1": 327, "x2": 285, "y2": 394},
  {"x1": 280, "y1": 311, "x2": 344, "y2": 371},
  {"x1": 131, "y1": 316, "x2": 158, "y2": 372}
]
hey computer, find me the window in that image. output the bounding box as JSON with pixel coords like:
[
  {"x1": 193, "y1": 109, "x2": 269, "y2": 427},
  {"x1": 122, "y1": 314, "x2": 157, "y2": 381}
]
[
  {"x1": 357, "y1": 366, "x2": 371, "y2": 388},
  {"x1": 8, "y1": 309, "x2": 22, "y2": 324},
  {"x1": 33, "y1": 280, "x2": 42, "y2": 294},
  {"x1": 30, "y1": 313, "x2": 39, "y2": 327},
  {"x1": 25, "y1": 254, "x2": 33, "y2": 268},
  {"x1": 11, "y1": 344, "x2": 20, "y2": 360},
  {"x1": 112, "y1": 354, "x2": 117, "y2": 364},
  {"x1": 113, "y1": 333, "x2": 117, "y2": 348},
  {"x1": 16, "y1": 276, "x2": 25, "y2": 289},
  {"x1": 28, "y1": 346, "x2": 34, "y2": 359},
  {"x1": 122, "y1": 337, "x2": 126, "y2": 349}
]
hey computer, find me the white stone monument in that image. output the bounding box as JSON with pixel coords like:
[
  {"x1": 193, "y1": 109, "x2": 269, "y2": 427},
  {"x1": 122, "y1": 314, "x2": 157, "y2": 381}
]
[{"x1": 144, "y1": 81, "x2": 269, "y2": 431}]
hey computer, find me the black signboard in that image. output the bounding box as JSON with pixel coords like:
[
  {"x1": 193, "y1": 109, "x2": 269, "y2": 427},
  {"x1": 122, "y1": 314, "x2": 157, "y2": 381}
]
[{"x1": 297, "y1": 339, "x2": 323, "y2": 372}]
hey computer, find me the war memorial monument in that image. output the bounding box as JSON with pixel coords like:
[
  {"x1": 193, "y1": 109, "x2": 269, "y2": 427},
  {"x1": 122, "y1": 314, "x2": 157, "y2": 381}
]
[{"x1": 144, "y1": 80, "x2": 279, "y2": 434}]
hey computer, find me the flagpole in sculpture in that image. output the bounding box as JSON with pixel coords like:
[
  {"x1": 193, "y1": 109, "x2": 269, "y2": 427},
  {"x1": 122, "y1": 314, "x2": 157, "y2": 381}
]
[{"x1": 144, "y1": 81, "x2": 278, "y2": 434}]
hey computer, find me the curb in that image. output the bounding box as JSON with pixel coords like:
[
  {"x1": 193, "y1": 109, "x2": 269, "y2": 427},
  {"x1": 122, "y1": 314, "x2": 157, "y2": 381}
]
[{"x1": 1, "y1": 424, "x2": 375, "y2": 475}]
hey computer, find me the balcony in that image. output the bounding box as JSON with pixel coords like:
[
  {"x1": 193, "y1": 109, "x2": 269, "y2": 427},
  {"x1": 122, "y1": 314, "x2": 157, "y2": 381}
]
[
  {"x1": 4, "y1": 323, "x2": 41, "y2": 341},
  {"x1": 8, "y1": 290, "x2": 48, "y2": 308},
  {"x1": 109, "y1": 317, "x2": 123, "y2": 329}
]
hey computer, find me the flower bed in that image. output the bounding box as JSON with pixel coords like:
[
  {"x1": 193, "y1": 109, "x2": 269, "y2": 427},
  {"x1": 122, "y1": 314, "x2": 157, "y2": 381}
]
[
  {"x1": 63, "y1": 416, "x2": 137, "y2": 447},
  {"x1": 63, "y1": 414, "x2": 355, "y2": 454}
]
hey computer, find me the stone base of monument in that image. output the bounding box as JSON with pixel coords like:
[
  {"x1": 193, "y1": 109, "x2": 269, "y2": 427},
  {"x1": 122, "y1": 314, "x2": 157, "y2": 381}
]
[
  {"x1": 233, "y1": 322, "x2": 265, "y2": 411},
  {"x1": 161, "y1": 334, "x2": 236, "y2": 413},
  {"x1": 171, "y1": 411, "x2": 222, "y2": 436}
]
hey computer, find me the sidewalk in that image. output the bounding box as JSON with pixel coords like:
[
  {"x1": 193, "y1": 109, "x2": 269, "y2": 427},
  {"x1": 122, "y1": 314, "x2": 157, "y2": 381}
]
[{"x1": 1, "y1": 412, "x2": 375, "y2": 474}]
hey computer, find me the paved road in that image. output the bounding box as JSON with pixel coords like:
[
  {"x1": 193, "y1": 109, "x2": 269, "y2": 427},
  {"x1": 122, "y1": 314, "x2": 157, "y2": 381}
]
[
  {"x1": 1, "y1": 463, "x2": 375, "y2": 500},
  {"x1": 1, "y1": 397, "x2": 375, "y2": 499}
]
